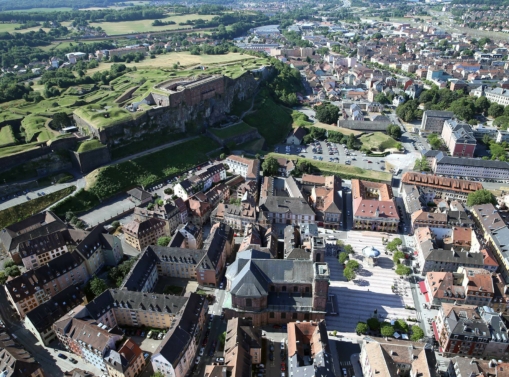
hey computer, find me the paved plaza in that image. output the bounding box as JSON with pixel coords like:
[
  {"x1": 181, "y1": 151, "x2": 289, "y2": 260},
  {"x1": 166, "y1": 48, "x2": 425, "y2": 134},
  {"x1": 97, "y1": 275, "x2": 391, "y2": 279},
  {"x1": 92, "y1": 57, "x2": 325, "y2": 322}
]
[{"x1": 325, "y1": 231, "x2": 415, "y2": 335}]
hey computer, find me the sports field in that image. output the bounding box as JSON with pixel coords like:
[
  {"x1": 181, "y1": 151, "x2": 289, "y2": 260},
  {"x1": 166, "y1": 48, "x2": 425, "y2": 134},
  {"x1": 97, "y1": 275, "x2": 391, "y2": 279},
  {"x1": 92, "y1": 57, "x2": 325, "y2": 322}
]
[{"x1": 89, "y1": 14, "x2": 215, "y2": 35}]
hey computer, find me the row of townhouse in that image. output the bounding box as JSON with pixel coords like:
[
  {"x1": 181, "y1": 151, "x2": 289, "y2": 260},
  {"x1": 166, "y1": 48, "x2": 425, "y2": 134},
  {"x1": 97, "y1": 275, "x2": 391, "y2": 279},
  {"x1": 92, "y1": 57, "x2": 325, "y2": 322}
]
[{"x1": 174, "y1": 164, "x2": 227, "y2": 200}]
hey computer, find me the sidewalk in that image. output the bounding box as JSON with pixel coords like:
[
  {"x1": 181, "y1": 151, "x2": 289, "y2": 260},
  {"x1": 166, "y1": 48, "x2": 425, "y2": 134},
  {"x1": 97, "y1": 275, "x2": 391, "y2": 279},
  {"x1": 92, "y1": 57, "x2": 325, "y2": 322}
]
[{"x1": 351, "y1": 353, "x2": 364, "y2": 377}]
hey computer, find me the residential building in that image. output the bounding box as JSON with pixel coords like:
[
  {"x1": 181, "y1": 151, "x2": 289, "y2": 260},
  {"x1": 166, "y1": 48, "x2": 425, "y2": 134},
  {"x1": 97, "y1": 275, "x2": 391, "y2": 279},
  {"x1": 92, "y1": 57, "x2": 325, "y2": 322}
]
[
  {"x1": 352, "y1": 179, "x2": 399, "y2": 233},
  {"x1": 126, "y1": 187, "x2": 152, "y2": 206},
  {"x1": 431, "y1": 152, "x2": 509, "y2": 181},
  {"x1": 150, "y1": 293, "x2": 207, "y2": 377},
  {"x1": 360, "y1": 337, "x2": 437, "y2": 377},
  {"x1": 174, "y1": 164, "x2": 226, "y2": 200},
  {"x1": 225, "y1": 156, "x2": 260, "y2": 182},
  {"x1": 108, "y1": 46, "x2": 147, "y2": 58},
  {"x1": 400, "y1": 184, "x2": 422, "y2": 215},
  {"x1": 435, "y1": 303, "x2": 490, "y2": 357},
  {"x1": 276, "y1": 158, "x2": 295, "y2": 177},
  {"x1": 211, "y1": 193, "x2": 257, "y2": 231},
  {"x1": 286, "y1": 320, "x2": 335, "y2": 377},
  {"x1": 24, "y1": 285, "x2": 85, "y2": 346},
  {"x1": 123, "y1": 218, "x2": 167, "y2": 252},
  {"x1": 411, "y1": 210, "x2": 447, "y2": 230},
  {"x1": 223, "y1": 249, "x2": 330, "y2": 326},
  {"x1": 471, "y1": 203, "x2": 509, "y2": 282},
  {"x1": 0, "y1": 328, "x2": 45, "y2": 377},
  {"x1": 120, "y1": 247, "x2": 159, "y2": 292},
  {"x1": 134, "y1": 201, "x2": 186, "y2": 236},
  {"x1": 168, "y1": 223, "x2": 203, "y2": 249},
  {"x1": 420, "y1": 110, "x2": 454, "y2": 135},
  {"x1": 447, "y1": 356, "x2": 509, "y2": 377},
  {"x1": 401, "y1": 172, "x2": 482, "y2": 203},
  {"x1": 259, "y1": 196, "x2": 316, "y2": 226},
  {"x1": 441, "y1": 119, "x2": 476, "y2": 158},
  {"x1": 104, "y1": 339, "x2": 145, "y2": 377},
  {"x1": 473, "y1": 86, "x2": 509, "y2": 106},
  {"x1": 5, "y1": 250, "x2": 89, "y2": 318},
  {"x1": 304, "y1": 175, "x2": 343, "y2": 230},
  {"x1": 238, "y1": 223, "x2": 278, "y2": 258},
  {"x1": 187, "y1": 193, "x2": 212, "y2": 226},
  {"x1": 497, "y1": 130, "x2": 509, "y2": 144},
  {"x1": 54, "y1": 317, "x2": 124, "y2": 372},
  {"x1": 0, "y1": 211, "x2": 67, "y2": 263},
  {"x1": 424, "y1": 268, "x2": 495, "y2": 307},
  {"x1": 286, "y1": 127, "x2": 307, "y2": 145}
]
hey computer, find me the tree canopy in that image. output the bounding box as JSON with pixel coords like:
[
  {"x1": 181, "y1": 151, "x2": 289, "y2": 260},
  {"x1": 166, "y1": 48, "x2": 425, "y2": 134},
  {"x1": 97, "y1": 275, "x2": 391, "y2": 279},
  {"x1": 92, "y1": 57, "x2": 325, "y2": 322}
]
[
  {"x1": 410, "y1": 325, "x2": 424, "y2": 341},
  {"x1": 315, "y1": 103, "x2": 340, "y2": 124},
  {"x1": 262, "y1": 156, "x2": 279, "y2": 176},
  {"x1": 467, "y1": 189, "x2": 496, "y2": 207},
  {"x1": 356, "y1": 322, "x2": 369, "y2": 334},
  {"x1": 157, "y1": 236, "x2": 171, "y2": 246},
  {"x1": 386, "y1": 124, "x2": 402, "y2": 139}
]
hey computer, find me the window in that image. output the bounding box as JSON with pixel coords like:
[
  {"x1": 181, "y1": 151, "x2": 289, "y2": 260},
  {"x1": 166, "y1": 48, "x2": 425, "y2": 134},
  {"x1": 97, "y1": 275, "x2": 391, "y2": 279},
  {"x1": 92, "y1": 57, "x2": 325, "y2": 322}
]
[
  {"x1": 292, "y1": 313, "x2": 298, "y2": 320},
  {"x1": 270, "y1": 312, "x2": 275, "y2": 318},
  {"x1": 305, "y1": 287, "x2": 310, "y2": 293},
  {"x1": 246, "y1": 299, "x2": 252, "y2": 307},
  {"x1": 293, "y1": 286, "x2": 298, "y2": 293},
  {"x1": 281, "y1": 312, "x2": 286, "y2": 319},
  {"x1": 282, "y1": 286, "x2": 287, "y2": 292}
]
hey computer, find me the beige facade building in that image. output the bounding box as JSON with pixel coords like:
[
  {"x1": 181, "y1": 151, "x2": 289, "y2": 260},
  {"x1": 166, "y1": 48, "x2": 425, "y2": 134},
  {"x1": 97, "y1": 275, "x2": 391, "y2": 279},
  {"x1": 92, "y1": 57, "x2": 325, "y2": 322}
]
[{"x1": 123, "y1": 217, "x2": 167, "y2": 251}]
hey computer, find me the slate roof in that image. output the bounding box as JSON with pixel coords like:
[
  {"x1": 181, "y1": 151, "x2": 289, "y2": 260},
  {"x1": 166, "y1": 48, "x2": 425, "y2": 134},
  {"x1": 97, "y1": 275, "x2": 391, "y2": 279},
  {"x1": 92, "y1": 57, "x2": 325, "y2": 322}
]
[
  {"x1": 424, "y1": 110, "x2": 454, "y2": 118},
  {"x1": 24, "y1": 284, "x2": 85, "y2": 333},
  {"x1": 436, "y1": 155, "x2": 509, "y2": 169},
  {"x1": 127, "y1": 187, "x2": 151, "y2": 202},
  {"x1": 401, "y1": 172, "x2": 482, "y2": 193},
  {"x1": 260, "y1": 196, "x2": 315, "y2": 215},
  {"x1": 120, "y1": 248, "x2": 159, "y2": 291}
]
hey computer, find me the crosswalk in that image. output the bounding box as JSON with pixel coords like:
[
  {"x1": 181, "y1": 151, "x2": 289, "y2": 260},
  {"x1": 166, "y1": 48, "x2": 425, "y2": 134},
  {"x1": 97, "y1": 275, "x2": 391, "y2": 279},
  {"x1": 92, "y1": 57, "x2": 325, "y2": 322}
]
[
  {"x1": 326, "y1": 231, "x2": 414, "y2": 333},
  {"x1": 340, "y1": 361, "x2": 352, "y2": 366}
]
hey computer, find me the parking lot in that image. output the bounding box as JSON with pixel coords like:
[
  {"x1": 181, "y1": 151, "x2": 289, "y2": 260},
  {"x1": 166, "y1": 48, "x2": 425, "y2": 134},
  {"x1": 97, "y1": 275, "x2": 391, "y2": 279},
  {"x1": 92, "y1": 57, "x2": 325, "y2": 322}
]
[
  {"x1": 275, "y1": 140, "x2": 417, "y2": 175},
  {"x1": 262, "y1": 327, "x2": 288, "y2": 377}
]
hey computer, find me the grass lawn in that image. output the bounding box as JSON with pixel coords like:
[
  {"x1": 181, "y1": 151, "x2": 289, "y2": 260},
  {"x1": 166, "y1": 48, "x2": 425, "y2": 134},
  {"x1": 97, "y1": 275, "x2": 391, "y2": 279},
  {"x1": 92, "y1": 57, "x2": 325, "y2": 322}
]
[
  {"x1": 89, "y1": 14, "x2": 215, "y2": 35},
  {"x1": 209, "y1": 122, "x2": 255, "y2": 139},
  {"x1": 360, "y1": 132, "x2": 399, "y2": 152},
  {"x1": 0, "y1": 142, "x2": 40, "y2": 157},
  {"x1": 74, "y1": 106, "x2": 133, "y2": 130},
  {"x1": 8, "y1": 7, "x2": 73, "y2": 12},
  {"x1": 237, "y1": 137, "x2": 265, "y2": 153},
  {"x1": 77, "y1": 139, "x2": 105, "y2": 153},
  {"x1": 86, "y1": 136, "x2": 219, "y2": 199},
  {"x1": 0, "y1": 125, "x2": 16, "y2": 147},
  {"x1": 244, "y1": 92, "x2": 293, "y2": 147},
  {"x1": 268, "y1": 152, "x2": 392, "y2": 182},
  {"x1": 163, "y1": 285, "x2": 184, "y2": 295},
  {"x1": 51, "y1": 188, "x2": 100, "y2": 217},
  {"x1": 21, "y1": 115, "x2": 54, "y2": 142},
  {"x1": 0, "y1": 186, "x2": 75, "y2": 229},
  {"x1": 86, "y1": 52, "x2": 258, "y2": 75}
]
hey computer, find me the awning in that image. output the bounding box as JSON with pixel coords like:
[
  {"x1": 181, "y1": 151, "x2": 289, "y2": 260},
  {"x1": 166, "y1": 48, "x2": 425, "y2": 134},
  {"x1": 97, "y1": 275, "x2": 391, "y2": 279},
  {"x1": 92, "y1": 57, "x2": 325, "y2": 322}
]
[{"x1": 419, "y1": 281, "x2": 427, "y2": 294}]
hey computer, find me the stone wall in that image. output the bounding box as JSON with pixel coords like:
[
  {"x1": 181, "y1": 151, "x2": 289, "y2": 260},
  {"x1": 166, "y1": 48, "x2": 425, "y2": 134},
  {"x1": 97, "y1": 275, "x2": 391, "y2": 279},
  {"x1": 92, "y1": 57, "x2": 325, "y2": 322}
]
[
  {"x1": 0, "y1": 136, "x2": 78, "y2": 173},
  {"x1": 71, "y1": 145, "x2": 111, "y2": 173},
  {"x1": 206, "y1": 127, "x2": 260, "y2": 147},
  {"x1": 73, "y1": 71, "x2": 266, "y2": 145}
]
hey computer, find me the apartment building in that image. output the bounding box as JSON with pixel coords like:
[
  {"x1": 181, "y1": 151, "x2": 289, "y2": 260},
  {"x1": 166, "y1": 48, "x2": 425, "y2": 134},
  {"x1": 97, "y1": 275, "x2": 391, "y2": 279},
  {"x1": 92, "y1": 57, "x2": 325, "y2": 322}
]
[
  {"x1": 352, "y1": 179, "x2": 400, "y2": 233},
  {"x1": 420, "y1": 110, "x2": 454, "y2": 135},
  {"x1": 168, "y1": 223, "x2": 203, "y2": 249},
  {"x1": 473, "y1": 86, "x2": 509, "y2": 106},
  {"x1": 225, "y1": 155, "x2": 260, "y2": 182},
  {"x1": 123, "y1": 217, "x2": 167, "y2": 252},
  {"x1": 54, "y1": 318, "x2": 123, "y2": 372},
  {"x1": 24, "y1": 284, "x2": 85, "y2": 346},
  {"x1": 286, "y1": 320, "x2": 335, "y2": 377},
  {"x1": 211, "y1": 193, "x2": 257, "y2": 231},
  {"x1": 108, "y1": 46, "x2": 147, "y2": 58},
  {"x1": 104, "y1": 339, "x2": 145, "y2": 377},
  {"x1": 360, "y1": 337, "x2": 437, "y2": 377},
  {"x1": 304, "y1": 175, "x2": 343, "y2": 230},
  {"x1": 441, "y1": 119, "x2": 476, "y2": 158},
  {"x1": 448, "y1": 357, "x2": 509, "y2": 377},
  {"x1": 425, "y1": 268, "x2": 495, "y2": 307},
  {"x1": 224, "y1": 249, "x2": 330, "y2": 326},
  {"x1": 17, "y1": 230, "x2": 74, "y2": 270},
  {"x1": 401, "y1": 172, "x2": 482, "y2": 203},
  {"x1": 174, "y1": 164, "x2": 226, "y2": 200},
  {"x1": 133, "y1": 201, "x2": 186, "y2": 236},
  {"x1": 236, "y1": 180, "x2": 258, "y2": 201},
  {"x1": 120, "y1": 247, "x2": 159, "y2": 292},
  {"x1": 259, "y1": 196, "x2": 315, "y2": 226},
  {"x1": 0, "y1": 327, "x2": 45, "y2": 377},
  {"x1": 471, "y1": 203, "x2": 509, "y2": 282},
  {"x1": 238, "y1": 223, "x2": 278, "y2": 258},
  {"x1": 5, "y1": 250, "x2": 89, "y2": 318},
  {"x1": 431, "y1": 152, "x2": 509, "y2": 181},
  {"x1": 151, "y1": 293, "x2": 207, "y2": 377}
]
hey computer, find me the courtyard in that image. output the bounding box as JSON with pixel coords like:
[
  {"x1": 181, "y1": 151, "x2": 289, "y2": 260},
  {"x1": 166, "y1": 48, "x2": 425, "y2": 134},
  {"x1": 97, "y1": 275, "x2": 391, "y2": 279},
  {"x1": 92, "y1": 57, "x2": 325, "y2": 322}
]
[{"x1": 325, "y1": 231, "x2": 415, "y2": 335}]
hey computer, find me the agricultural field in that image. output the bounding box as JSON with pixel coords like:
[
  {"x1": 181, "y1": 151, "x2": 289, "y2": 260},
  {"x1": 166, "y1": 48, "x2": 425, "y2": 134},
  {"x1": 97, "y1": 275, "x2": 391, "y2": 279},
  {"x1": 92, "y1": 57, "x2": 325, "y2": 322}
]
[
  {"x1": 359, "y1": 132, "x2": 400, "y2": 152},
  {"x1": 209, "y1": 122, "x2": 256, "y2": 139},
  {"x1": 89, "y1": 14, "x2": 216, "y2": 35},
  {"x1": 8, "y1": 7, "x2": 73, "y2": 12},
  {"x1": 0, "y1": 125, "x2": 16, "y2": 147},
  {"x1": 269, "y1": 152, "x2": 392, "y2": 182}
]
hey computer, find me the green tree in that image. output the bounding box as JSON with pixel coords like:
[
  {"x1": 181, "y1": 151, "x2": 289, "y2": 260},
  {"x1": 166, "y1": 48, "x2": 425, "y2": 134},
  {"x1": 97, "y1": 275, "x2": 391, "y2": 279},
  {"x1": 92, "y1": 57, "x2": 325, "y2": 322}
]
[
  {"x1": 262, "y1": 156, "x2": 279, "y2": 176},
  {"x1": 344, "y1": 244, "x2": 354, "y2": 254},
  {"x1": 386, "y1": 124, "x2": 402, "y2": 139},
  {"x1": 410, "y1": 325, "x2": 424, "y2": 341},
  {"x1": 392, "y1": 251, "x2": 405, "y2": 263},
  {"x1": 374, "y1": 92, "x2": 390, "y2": 104},
  {"x1": 394, "y1": 319, "x2": 409, "y2": 333},
  {"x1": 448, "y1": 98, "x2": 476, "y2": 121},
  {"x1": 52, "y1": 112, "x2": 70, "y2": 130},
  {"x1": 315, "y1": 103, "x2": 340, "y2": 124},
  {"x1": 296, "y1": 160, "x2": 313, "y2": 174},
  {"x1": 219, "y1": 331, "x2": 226, "y2": 346},
  {"x1": 157, "y1": 236, "x2": 171, "y2": 246},
  {"x1": 398, "y1": 42, "x2": 407, "y2": 54},
  {"x1": 482, "y1": 134, "x2": 492, "y2": 145},
  {"x1": 414, "y1": 156, "x2": 430, "y2": 172},
  {"x1": 490, "y1": 143, "x2": 507, "y2": 160},
  {"x1": 343, "y1": 266, "x2": 356, "y2": 281},
  {"x1": 489, "y1": 103, "x2": 504, "y2": 118},
  {"x1": 386, "y1": 238, "x2": 402, "y2": 252},
  {"x1": 467, "y1": 189, "x2": 496, "y2": 206},
  {"x1": 356, "y1": 322, "x2": 369, "y2": 334},
  {"x1": 380, "y1": 323, "x2": 395, "y2": 337},
  {"x1": 0, "y1": 271, "x2": 6, "y2": 285},
  {"x1": 395, "y1": 264, "x2": 412, "y2": 276},
  {"x1": 87, "y1": 276, "x2": 107, "y2": 298},
  {"x1": 164, "y1": 188, "x2": 173, "y2": 195},
  {"x1": 346, "y1": 259, "x2": 360, "y2": 271},
  {"x1": 475, "y1": 96, "x2": 490, "y2": 114},
  {"x1": 339, "y1": 251, "x2": 349, "y2": 264},
  {"x1": 4, "y1": 265, "x2": 20, "y2": 277},
  {"x1": 494, "y1": 116, "x2": 509, "y2": 130},
  {"x1": 152, "y1": 373, "x2": 166, "y2": 377},
  {"x1": 427, "y1": 133, "x2": 442, "y2": 150},
  {"x1": 367, "y1": 317, "x2": 380, "y2": 330},
  {"x1": 347, "y1": 133, "x2": 357, "y2": 150}
]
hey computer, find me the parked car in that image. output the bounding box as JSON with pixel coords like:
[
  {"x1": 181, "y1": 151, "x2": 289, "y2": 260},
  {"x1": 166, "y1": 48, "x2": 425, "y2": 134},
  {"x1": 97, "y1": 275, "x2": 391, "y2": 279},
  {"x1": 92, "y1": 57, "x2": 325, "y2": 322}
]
[
  {"x1": 195, "y1": 356, "x2": 201, "y2": 365},
  {"x1": 57, "y1": 353, "x2": 67, "y2": 359},
  {"x1": 215, "y1": 357, "x2": 225, "y2": 365},
  {"x1": 141, "y1": 331, "x2": 146, "y2": 337},
  {"x1": 158, "y1": 332, "x2": 164, "y2": 340},
  {"x1": 280, "y1": 342, "x2": 285, "y2": 350},
  {"x1": 69, "y1": 358, "x2": 78, "y2": 364},
  {"x1": 269, "y1": 352, "x2": 274, "y2": 361},
  {"x1": 147, "y1": 331, "x2": 153, "y2": 338},
  {"x1": 143, "y1": 353, "x2": 149, "y2": 359},
  {"x1": 199, "y1": 347, "x2": 205, "y2": 356}
]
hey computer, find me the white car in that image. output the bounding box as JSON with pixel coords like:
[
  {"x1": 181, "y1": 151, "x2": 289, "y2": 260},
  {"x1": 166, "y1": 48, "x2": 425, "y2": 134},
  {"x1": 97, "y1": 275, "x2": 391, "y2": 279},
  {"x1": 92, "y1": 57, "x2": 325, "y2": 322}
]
[
  {"x1": 199, "y1": 347, "x2": 205, "y2": 356},
  {"x1": 195, "y1": 356, "x2": 201, "y2": 365}
]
